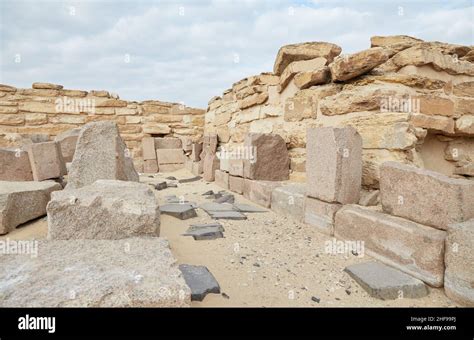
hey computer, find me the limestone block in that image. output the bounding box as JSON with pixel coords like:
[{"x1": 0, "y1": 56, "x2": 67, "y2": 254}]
[
  {"x1": 48, "y1": 180, "x2": 160, "y2": 240},
  {"x1": 293, "y1": 66, "x2": 330, "y2": 89},
  {"x1": 304, "y1": 196, "x2": 342, "y2": 236},
  {"x1": 243, "y1": 179, "x2": 282, "y2": 208},
  {"x1": 154, "y1": 137, "x2": 182, "y2": 149},
  {"x1": 143, "y1": 159, "x2": 158, "y2": 173},
  {"x1": 243, "y1": 133, "x2": 290, "y2": 181},
  {"x1": 273, "y1": 42, "x2": 341, "y2": 75},
  {"x1": 26, "y1": 141, "x2": 66, "y2": 181},
  {"x1": 54, "y1": 128, "x2": 81, "y2": 163},
  {"x1": 380, "y1": 162, "x2": 474, "y2": 230},
  {"x1": 203, "y1": 153, "x2": 220, "y2": 182}
]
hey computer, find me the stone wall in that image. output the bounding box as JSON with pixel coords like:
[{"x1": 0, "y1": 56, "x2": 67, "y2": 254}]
[
  {"x1": 204, "y1": 36, "x2": 474, "y2": 187},
  {"x1": 0, "y1": 82, "x2": 205, "y2": 172}
]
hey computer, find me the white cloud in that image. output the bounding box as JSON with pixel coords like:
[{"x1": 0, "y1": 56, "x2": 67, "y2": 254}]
[{"x1": 0, "y1": 0, "x2": 472, "y2": 107}]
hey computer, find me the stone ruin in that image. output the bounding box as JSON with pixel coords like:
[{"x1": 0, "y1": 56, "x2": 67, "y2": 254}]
[{"x1": 0, "y1": 35, "x2": 473, "y2": 306}]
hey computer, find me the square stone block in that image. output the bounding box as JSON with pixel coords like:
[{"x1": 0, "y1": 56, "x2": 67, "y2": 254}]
[{"x1": 306, "y1": 127, "x2": 362, "y2": 204}]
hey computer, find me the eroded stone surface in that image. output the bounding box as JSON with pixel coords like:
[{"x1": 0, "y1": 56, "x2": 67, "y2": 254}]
[
  {"x1": 66, "y1": 122, "x2": 139, "y2": 189},
  {"x1": 0, "y1": 148, "x2": 33, "y2": 181},
  {"x1": 54, "y1": 128, "x2": 81, "y2": 163},
  {"x1": 335, "y1": 205, "x2": 446, "y2": 287},
  {"x1": 47, "y1": 180, "x2": 160, "y2": 240},
  {"x1": 380, "y1": 162, "x2": 474, "y2": 230},
  {"x1": 0, "y1": 238, "x2": 191, "y2": 307},
  {"x1": 243, "y1": 133, "x2": 290, "y2": 181},
  {"x1": 306, "y1": 127, "x2": 362, "y2": 204},
  {"x1": 444, "y1": 219, "x2": 474, "y2": 306},
  {"x1": 243, "y1": 179, "x2": 282, "y2": 208},
  {"x1": 26, "y1": 141, "x2": 66, "y2": 181},
  {"x1": 179, "y1": 264, "x2": 220, "y2": 301},
  {"x1": 160, "y1": 203, "x2": 197, "y2": 220},
  {"x1": 273, "y1": 42, "x2": 341, "y2": 75},
  {"x1": 271, "y1": 184, "x2": 305, "y2": 222}
]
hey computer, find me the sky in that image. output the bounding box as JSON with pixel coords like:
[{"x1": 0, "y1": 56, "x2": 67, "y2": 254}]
[{"x1": 0, "y1": 0, "x2": 473, "y2": 108}]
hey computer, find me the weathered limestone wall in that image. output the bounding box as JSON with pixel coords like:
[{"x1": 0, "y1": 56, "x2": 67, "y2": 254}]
[
  {"x1": 205, "y1": 36, "x2": 474, "y2": 187},
  {"x1": 0, "y1": 83, "x2": 205, "y2": 172}
]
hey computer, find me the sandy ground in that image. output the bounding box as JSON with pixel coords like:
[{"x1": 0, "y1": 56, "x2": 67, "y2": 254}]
[{"x1": 1, "y1": 168, "x2": 458, "y2": 307}]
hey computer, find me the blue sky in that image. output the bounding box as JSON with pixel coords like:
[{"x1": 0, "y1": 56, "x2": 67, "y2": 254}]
[{"x1": 0, "y1": 0, "x2": 472, "y2": 108}]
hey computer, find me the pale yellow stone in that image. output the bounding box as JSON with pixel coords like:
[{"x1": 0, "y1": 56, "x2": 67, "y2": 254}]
[
  {"x1": 125, "y1": 116, "x2": 142, "y2": 124},
  {"x1": 410, "y1": 113, "x2": 455, "y2": 134},
  {"x1": 25, "y1": 113, "x2": 48, "y2": 125},
  {"x1": 273, "y1": 42, "x2": 341, "y2": 75},
  {"x1": 239, "y1": 92, "x2": 268, "y2": 110},
  {"x1": 0, "y1": 114, "x2": 24, "y2": 125}
]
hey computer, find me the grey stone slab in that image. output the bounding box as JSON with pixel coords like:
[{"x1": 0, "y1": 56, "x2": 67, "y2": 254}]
[
  {"x1": 209, "y1": 211, "x2": 247, "y2": 220},
  {"x1": 233, "y1": 203, "x2": 267, "y2": 213},
  {"x1": 160, "y1": 204, "x2": 197, "y2": 220},
  {"x1": 214, "y1": 194, "x2": 235, "y2": 204},
  {"x1": 199, "y1": 202, "x2": 235, "y2": 213},
  {"x1": 179, "y1": 264, "x2": 220, "y2": 301},
  {"x1": 344, "y1": 261, "x2": 428, "y2": 300},
  {"x1": 178, "y1": 176, "x2": 202, "y2": 183}
]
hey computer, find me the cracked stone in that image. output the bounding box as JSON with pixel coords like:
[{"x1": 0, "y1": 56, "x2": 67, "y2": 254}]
[{"x1": 344, "y1": 261, "x2": 429, "y2": 300}]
